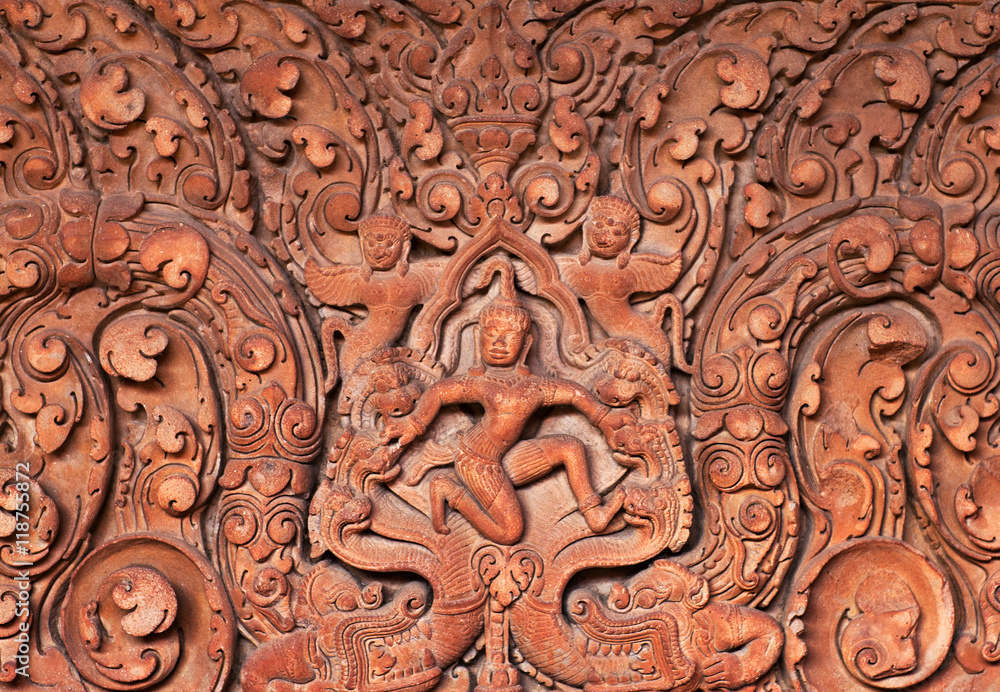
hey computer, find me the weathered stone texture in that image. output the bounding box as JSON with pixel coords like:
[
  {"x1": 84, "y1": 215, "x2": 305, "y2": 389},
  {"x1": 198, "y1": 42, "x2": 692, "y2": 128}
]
[{"x1": 2, "y1": 0, "x2": 999, "y2": 689}]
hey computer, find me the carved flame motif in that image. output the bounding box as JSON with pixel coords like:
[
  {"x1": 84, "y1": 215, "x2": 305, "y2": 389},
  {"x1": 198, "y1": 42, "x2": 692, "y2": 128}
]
[
  {"x1": 5, "y1": 0, "x2": 1000, "y2": 690},
  {"x1": 433, "y1": 3, "x2": 548, "y2": 178}
]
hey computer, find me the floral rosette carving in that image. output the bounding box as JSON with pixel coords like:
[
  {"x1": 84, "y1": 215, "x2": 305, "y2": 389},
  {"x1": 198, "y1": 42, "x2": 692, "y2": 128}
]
[
  {"x1": 61, "y1": 536, "x2": 236, "y2": 691},
  {"x1": 785, "y1": 539, "x2": 955, "y2": 690}
]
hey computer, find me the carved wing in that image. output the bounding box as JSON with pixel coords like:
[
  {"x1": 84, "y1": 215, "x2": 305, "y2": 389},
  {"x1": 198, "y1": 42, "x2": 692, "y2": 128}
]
[
  {"x1": 409, "y1": 259, "x2": 450, "y2": 301},
  {"x1": 628, "y1": 253, "x2": 683, "y2": 294},
  {"x1": 555, "y1": 256, "x2": 585, "y2": 288},
  {"x1": 304, "y1": 258, "x2": 367, "y2": 307}
]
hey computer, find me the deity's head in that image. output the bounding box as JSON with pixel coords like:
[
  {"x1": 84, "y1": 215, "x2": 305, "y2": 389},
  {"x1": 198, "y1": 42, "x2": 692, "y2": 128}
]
[
  {"x1": 840, "y1": 572, "x2": 920, "y2": 683},
  {"x1": 358, "y1": 214, "x2": 411, "y2": 275},
  {"x1": 582, "y1": 195, "x2": 640, "y2": 268},
  {"x1": 478, "y1": 271, "x2": 532, "y2": 368}
]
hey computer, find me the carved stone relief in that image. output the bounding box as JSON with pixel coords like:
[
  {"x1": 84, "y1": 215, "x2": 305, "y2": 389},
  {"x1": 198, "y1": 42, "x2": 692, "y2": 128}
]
[{"x1": 2, "y1": 0, "x2": 1000, "y2": 690}]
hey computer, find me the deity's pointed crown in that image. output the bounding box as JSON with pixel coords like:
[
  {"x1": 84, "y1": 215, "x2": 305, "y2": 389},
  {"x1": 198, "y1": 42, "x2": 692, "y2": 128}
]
[{"x1": 479, "y1": 263, "x2": 531, "y2": 334}]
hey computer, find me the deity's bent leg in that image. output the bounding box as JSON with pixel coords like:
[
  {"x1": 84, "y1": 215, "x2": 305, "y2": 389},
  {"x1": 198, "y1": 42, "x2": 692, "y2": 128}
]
[
  {"x1": 504, "y1": 435, "x2": 625, "y2": 532},
  {"x1": 432, "y1": 453, "x2": 524, "y2": 544}
]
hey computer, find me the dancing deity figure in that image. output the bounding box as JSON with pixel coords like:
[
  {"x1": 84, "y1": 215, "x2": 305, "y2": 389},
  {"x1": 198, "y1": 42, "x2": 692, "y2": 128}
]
[
  {"x1": 305, "y1": 213, "x2": 443, "y2": 388},
  {"x1": 559, "y1": 195, "x2": 684, "y2": 365},
  {"x1": 381, "y1": 277, "x2": 637, "y2": 545}
]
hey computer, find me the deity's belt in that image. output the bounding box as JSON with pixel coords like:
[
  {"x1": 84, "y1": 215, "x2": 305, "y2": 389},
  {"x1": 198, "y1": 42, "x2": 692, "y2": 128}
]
[{"x1": 455, "y1": 441, "x2": 511, "y2": 506}]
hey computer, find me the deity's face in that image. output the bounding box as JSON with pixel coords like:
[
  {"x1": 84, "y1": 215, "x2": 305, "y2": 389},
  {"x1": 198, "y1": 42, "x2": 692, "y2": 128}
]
[
  {"x1": 585, "y1": 209, "x2": 631, "y2": 259},
  {"x1": 480, "y1": 314, "x2": 528, "y2": 367},
  {"x1": 360, "y1": 225, "x2": 406, "y2": 270}
]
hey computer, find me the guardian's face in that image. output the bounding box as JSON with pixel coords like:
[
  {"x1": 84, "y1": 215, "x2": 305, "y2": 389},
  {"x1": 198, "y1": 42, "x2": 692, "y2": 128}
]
[
  {"x1": 361, "y1": 228, "x2": 405, "y2": 270},
  {"x1": 480, "y1": 317, "x2": 527, "y2": 367},
  {"x1": 585, "y1": 211, "x2": 630, "y2": 258}
]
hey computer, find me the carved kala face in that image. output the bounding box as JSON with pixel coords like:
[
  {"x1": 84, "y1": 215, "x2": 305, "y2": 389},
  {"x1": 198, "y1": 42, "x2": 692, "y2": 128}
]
[
  {"x1": 480, "y1": 317, "x2": 527, "y2": 367},
  {"x1": 586, "y1": 212, "x2": 631, "y2": 258},
  {"x1": 361, "y1": 227, "x2": 405, "y2": 270}
]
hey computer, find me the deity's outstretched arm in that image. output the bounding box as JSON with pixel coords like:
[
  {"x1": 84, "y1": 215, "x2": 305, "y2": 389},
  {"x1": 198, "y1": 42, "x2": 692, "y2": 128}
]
[
  {"x1": 544, "y1": 378, "x2": 638, "y2": 442},
  {"x1": 380, "y1": 376, "x2": 477, "y2": 446}
]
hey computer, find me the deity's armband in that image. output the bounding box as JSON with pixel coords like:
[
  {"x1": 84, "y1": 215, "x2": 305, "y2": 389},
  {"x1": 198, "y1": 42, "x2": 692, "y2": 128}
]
[
  {"x1": 406, "y1": 415, "x2": 428, "y2": 440},
  {"x1": 588, "y1": 404, "x2": 611, "y2": 427}
]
